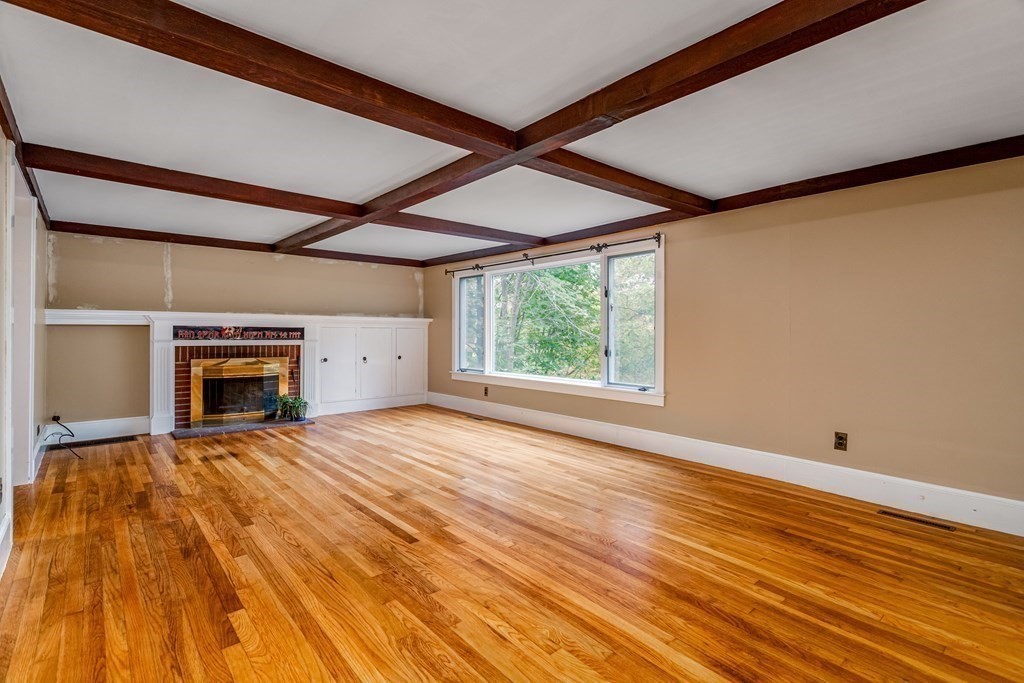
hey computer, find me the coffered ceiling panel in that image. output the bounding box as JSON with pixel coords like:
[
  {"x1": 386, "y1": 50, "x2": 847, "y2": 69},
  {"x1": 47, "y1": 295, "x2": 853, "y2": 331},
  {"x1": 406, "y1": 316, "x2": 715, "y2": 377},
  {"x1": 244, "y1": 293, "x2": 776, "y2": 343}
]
[
  {"x1": 314, "y1": 225, "x2": 504, "y2": 261},
  {"x1": 412, "y1": 166, "x2": 663, "y2": 237},
  {"x1": 568, "y1": 0, "x2": 1024, "y2": 199},
  {"x1": 176, "y1": 0, "x2": 776, "y2": 129},
  {"x1": 35, "y1": 172, "x2": 322, "y2": 243},
  {"x1": 0, "y1": 3, "x2": 467, "y2": 205}
]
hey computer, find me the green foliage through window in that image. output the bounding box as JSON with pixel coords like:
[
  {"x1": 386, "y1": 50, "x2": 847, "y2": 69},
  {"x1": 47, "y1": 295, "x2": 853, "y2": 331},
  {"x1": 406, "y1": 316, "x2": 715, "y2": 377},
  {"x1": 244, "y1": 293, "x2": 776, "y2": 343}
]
[
  {"x1": 458, "y1": 275, "x2": 484, "y2": 371},
  {"x1": 493, "y1": 262, "x2": 601, "y2": 381},
  {"x1": 608, "y1": 251, "x2": 656, "y2": 387},
  {"x1": 456, "y1": 246, "x2": 659, "y2": 390}
]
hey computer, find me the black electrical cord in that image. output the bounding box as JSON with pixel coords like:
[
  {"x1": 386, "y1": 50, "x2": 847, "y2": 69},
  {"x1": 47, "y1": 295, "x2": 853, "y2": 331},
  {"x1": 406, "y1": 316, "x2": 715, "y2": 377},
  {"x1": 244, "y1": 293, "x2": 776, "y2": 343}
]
[{"x1": 52, "y1": 418, "x2": 83, "y2": 460}]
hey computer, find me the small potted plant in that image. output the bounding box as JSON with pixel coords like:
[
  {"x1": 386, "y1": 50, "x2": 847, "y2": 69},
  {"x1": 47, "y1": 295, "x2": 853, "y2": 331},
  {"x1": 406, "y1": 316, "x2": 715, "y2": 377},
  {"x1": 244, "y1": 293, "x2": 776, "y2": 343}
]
[
  {"x1": 289, "y1": 396, "x2": 309, "y2": 421},
  {"x1": 275, "y1": 395, "x2": 308, "y2": 421},
  {"x1": 275, "y1": 395, "x2": 291, "y2": 420}
]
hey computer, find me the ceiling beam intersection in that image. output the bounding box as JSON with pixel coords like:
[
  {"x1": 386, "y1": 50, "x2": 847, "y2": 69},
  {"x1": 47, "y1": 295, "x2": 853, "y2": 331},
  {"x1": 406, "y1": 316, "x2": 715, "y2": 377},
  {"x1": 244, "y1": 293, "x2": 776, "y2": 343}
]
[
  {"x1": 271, "y1": 0, "x2": 926, "y2": 250},
  {"x1": 3, "y1": 0, "x2": 713, "y2": 250}
]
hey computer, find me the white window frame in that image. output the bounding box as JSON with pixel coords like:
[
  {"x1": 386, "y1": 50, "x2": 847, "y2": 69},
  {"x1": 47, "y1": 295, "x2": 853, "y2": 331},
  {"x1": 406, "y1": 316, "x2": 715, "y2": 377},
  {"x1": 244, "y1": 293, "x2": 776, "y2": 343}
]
[{"x1": 450, "y1": 236, "x2": 665, "y2": 406}]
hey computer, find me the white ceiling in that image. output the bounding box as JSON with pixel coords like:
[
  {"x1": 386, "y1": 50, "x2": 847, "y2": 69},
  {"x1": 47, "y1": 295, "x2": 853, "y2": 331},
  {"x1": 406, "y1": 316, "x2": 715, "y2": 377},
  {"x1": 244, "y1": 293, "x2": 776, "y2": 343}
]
[
  {"x1": 315, "y1": 225, "x2": 503, "y2": 261},
  {"x1": 568, "y1": 0, "x2": 1024, "y2": 199},
  {"x1": 0, "y1": 3, "x2": 466, "y2": 204},
  {"x1": 35, "y1": 172, "x2": 322, "y2": 243},
  {"x1": 412, "y1": 166, "x2": 662, "y2": 237},
  {"x1": 176, "y1": 0, "x2": 776, "y2": 129}
]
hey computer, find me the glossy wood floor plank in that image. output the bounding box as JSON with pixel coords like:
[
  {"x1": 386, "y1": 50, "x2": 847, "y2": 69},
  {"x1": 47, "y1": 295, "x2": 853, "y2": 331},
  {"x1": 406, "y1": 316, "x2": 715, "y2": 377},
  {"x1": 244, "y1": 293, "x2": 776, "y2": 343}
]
[{"x1": 1, "y1": 405, "x2": 1022, "y2": 681}]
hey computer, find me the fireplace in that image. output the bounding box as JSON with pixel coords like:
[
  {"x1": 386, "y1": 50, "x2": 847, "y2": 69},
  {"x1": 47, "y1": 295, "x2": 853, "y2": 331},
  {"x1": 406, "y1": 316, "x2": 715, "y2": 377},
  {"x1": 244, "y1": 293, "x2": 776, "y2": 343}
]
[
  {"x1": 190, "y1": 357, "x2": 289, "y2": 427},
  {"x1": 174, "y1": 344, "x2": 301, "y2": 429}
]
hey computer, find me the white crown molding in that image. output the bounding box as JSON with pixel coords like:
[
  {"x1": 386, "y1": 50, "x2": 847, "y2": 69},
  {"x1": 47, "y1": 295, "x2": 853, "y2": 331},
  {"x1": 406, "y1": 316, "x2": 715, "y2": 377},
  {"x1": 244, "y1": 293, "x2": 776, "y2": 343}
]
[
  {"x1": 44, "y1": 308, "x2": 432, "y2": 327},
  {"x1": 427, "y1": 392, "x2": 1024, "y2": 538}
]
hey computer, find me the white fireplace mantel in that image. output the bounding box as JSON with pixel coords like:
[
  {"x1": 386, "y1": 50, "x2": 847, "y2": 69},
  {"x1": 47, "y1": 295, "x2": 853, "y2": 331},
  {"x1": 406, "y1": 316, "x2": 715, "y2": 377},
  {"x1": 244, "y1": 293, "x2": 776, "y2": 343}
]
[{"x1": 46, "y1": 309, "x2": 432, "y2": 435}]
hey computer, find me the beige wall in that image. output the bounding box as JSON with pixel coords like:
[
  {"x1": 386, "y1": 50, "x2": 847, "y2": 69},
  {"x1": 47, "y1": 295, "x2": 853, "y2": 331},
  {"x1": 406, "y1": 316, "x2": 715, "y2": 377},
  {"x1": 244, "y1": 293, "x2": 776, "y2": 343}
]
[
  {"x1": 424, "y1": 158, "x2": 1024, "y2": 501},
  {"x1": 46, "y1": 326, "x2": 150, "y2": 423},
  {"x1": 45, "y1": 235, "x2": 426, "y2": 423},
  {"x1": 47, "y1": 234, "x2": 424, "y2": 316}
]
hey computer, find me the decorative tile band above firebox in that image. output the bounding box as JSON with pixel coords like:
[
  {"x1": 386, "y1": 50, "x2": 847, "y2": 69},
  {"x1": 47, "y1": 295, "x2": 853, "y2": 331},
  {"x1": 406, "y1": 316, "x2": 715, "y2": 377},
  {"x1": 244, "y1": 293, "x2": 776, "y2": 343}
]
[
  {"x1": 175, "y1": 345, "x2": 300, "y2": 429},
  {"x1": 173, "y1": 326, "x2": 304, "y2": 341}
]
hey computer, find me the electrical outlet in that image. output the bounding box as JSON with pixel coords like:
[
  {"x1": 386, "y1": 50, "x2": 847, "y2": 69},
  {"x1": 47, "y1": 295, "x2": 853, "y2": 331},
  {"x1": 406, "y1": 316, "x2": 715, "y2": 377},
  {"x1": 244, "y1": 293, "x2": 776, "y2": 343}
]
[
  {"x1": 484, "y1": 386, "x2": 489, "y2": 397},
  {"x1": 834, "y1": 431, "x2": 848, "y2": 451},
  {"x1": 52, "y1": 414, "x2": 61, "y2": 422}
]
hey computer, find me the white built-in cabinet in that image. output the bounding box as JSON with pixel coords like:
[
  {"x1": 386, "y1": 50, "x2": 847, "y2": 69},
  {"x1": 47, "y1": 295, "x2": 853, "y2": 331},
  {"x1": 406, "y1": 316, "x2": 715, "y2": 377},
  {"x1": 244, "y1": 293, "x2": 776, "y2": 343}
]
[
  {"x1": 317, "y1": 322, "x2": 429, "y2": 415},
  {"x1": 395, "y1": 327, "x2": 426, "y2": 396},
  {"x1": 319, "y1": 327, "x2": 358, "y2": 403}
]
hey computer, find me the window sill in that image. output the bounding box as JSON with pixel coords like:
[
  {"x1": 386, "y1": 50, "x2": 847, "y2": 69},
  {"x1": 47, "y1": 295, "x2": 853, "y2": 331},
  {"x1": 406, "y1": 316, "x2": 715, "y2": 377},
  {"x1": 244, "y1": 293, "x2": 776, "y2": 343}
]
[{"x1": 450, "y1": 371, "x2": 665, "y2": 406}]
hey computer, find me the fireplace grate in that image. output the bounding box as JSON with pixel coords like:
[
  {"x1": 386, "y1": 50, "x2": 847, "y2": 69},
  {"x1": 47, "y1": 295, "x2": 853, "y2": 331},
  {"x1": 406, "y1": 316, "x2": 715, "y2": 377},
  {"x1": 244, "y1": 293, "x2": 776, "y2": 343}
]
[{"x1": 877, "y1": 509, "x2": 956, "y2": 531}]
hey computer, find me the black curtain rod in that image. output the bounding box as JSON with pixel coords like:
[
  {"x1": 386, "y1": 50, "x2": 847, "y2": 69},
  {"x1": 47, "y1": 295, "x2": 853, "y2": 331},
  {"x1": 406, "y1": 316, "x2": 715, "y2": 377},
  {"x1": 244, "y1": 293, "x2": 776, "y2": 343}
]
[{"x1": 445, "y1": 232, "x2": 661, "y2": 276}]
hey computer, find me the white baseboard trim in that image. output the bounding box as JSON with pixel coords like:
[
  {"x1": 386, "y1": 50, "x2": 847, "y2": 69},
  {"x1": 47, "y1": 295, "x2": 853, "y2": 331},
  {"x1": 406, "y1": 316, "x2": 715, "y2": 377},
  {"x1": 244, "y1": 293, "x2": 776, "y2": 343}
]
[
  {"x1": 42, "y1": 416, "x2": 150, "y2": 445},
  {"x1": 32, "y1": 433, "x2": 46, "y2": 478},
  {"x1": 0, "y1": 517, "x2": 12, "y2": 581},
  {"x1": 318, "y1": 394, "x2": 426, "y2": 417},
  {"x1": 427, "y1": 392, "x2": 1024, "y2": 537}
]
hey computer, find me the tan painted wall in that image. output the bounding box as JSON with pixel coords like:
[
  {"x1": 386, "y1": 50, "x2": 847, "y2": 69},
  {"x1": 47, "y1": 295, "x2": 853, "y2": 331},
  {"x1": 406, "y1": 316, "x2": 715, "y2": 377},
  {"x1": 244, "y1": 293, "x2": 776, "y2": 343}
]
[
  {"x1": 45, "y1": 235, "x2": 426, "y2": 423},
  {"x1": 47, "y1": 234, "x2": 424, "y2": 316},
  {"x1": 46, "y1": 326, "x2": 150, "y2": 423},
  {"x1": 424, "y1": 158, "x2": 1024, "y2": 501}
]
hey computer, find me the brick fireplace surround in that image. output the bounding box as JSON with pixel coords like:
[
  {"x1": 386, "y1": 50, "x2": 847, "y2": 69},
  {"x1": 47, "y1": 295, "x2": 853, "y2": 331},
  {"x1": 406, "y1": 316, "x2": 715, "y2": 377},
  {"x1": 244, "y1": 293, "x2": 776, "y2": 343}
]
[{"x1": 174, "y1": 344, "x2": 301, "y2": 428}]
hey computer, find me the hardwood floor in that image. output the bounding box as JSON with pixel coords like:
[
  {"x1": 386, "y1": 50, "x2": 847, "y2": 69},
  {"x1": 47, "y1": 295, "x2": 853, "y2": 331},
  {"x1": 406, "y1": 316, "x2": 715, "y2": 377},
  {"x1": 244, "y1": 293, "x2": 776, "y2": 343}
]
[{"x1": 1, "y1": 405, "x2": 1022, "y2": 681}]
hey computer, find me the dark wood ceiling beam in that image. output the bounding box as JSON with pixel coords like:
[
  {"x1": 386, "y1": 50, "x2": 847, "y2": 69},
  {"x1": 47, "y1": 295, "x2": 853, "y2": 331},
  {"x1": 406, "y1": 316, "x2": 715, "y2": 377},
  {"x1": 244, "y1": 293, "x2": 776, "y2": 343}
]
[
  {"x1": 23, "y1": 144, "x2": 364, "y2": 219},
  {"x1": 289, "y1": 247, "x2": 423, "y2": 268},
  {"x1": 6, "y1": 0, "x2": 728, "y2": 251},
  {"x1": 420, "y1": 244, "x2": 539, "y2": 268},
  {"x1": 516, "y1": 0, "x2": 927, "y2": 156},
  {"x1": 52, "y1": 221, "x2": 272, "y2": 252},
  {"x1": 422, "y1": 210, "x2": 687, "y2": 267},
  {"x1": 379, "y1": 213, "x2": 544, "y2": 246},
  {"x1": 543, "y1": 210, "x2": 689, "y2": 244},
  {"x1": 522, "y1": 150, "x2": 712, "y2": 214},
  {"x1": 716, "y1": 135, "x2": 1024, "y2": 212},
  {"x1": 6, "y1": 0, "x2": 515, "y2": 157},
  {"x1": 46, "y1": 134, "x2": 1024, "y2": 270},
  {"x1": 275, "y1": 0, "x2": 920, "y2": 251},
  {"x1": 50, "y1": 221, "x2": 424, "y2": 267},
  {"x1": 24, "y1": 144, "x2": 543, "y2": 245},
  {"x1": 0, "y1": 71, "x2": 51, "y2": 227},
  {"x1": 274, "y1": 153, "x2": 520, "y2": 251}
]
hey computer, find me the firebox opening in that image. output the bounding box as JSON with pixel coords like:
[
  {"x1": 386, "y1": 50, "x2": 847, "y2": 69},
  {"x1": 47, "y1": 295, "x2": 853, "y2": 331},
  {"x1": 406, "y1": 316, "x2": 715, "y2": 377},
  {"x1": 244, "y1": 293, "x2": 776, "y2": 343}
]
[{"x1": 190, "y1": 357, "x2": 290, "y2": 428}]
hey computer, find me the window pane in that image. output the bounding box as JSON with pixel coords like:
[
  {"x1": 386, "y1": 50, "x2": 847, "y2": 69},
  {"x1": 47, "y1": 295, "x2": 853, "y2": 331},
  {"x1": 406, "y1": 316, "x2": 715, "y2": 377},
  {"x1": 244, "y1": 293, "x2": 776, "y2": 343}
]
[
  {"x1": 492, "y1": 262, "x2": 601, "y2": 381},
  {"x1": 608, "y1": 251, "x2": 656, "y2": 387},
  {"x1": 458, "y1": 275, "x2": 484, "y2": 371}
]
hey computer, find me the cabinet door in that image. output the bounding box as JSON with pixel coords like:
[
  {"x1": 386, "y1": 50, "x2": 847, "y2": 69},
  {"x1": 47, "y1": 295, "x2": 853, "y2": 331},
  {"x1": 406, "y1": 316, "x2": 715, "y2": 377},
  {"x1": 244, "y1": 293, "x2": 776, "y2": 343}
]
[
  {"x1": 358, "y1": 327, "x2": 394, "y2": 399},
  {"x1": 395, "y1": 327, "x2": 426, "y2": 396},
  {"x1": 319, "y1": 327, "x2": 358, "y2": 403}
]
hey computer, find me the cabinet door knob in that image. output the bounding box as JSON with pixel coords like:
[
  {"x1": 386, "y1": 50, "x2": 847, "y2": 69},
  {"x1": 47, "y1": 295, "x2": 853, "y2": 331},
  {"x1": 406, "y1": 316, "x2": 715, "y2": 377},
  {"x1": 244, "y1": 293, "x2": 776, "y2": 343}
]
[
  {"x1": 362, "y1": 356, "x2": 368, "y2": 363},
  {"x1": 320, "y1": 357, "x2": 328, "y2": 363},
  {"x1": 397, "y1": 355, "x2": 402, "y2": 360}
]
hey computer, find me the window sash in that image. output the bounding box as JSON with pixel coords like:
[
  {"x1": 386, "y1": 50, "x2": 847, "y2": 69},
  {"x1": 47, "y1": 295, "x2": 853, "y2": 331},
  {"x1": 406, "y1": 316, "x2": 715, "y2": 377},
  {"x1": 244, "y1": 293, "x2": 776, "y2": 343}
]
[
  {"x1": 606, "y1": 250, "x2": 657, "y2": 389},
  {"x1": 457, "y1": 275, "x2": 484, "y2": 372},
  {"x1": 452, "y1": 239, "x2": 663, "y2": 397}
]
